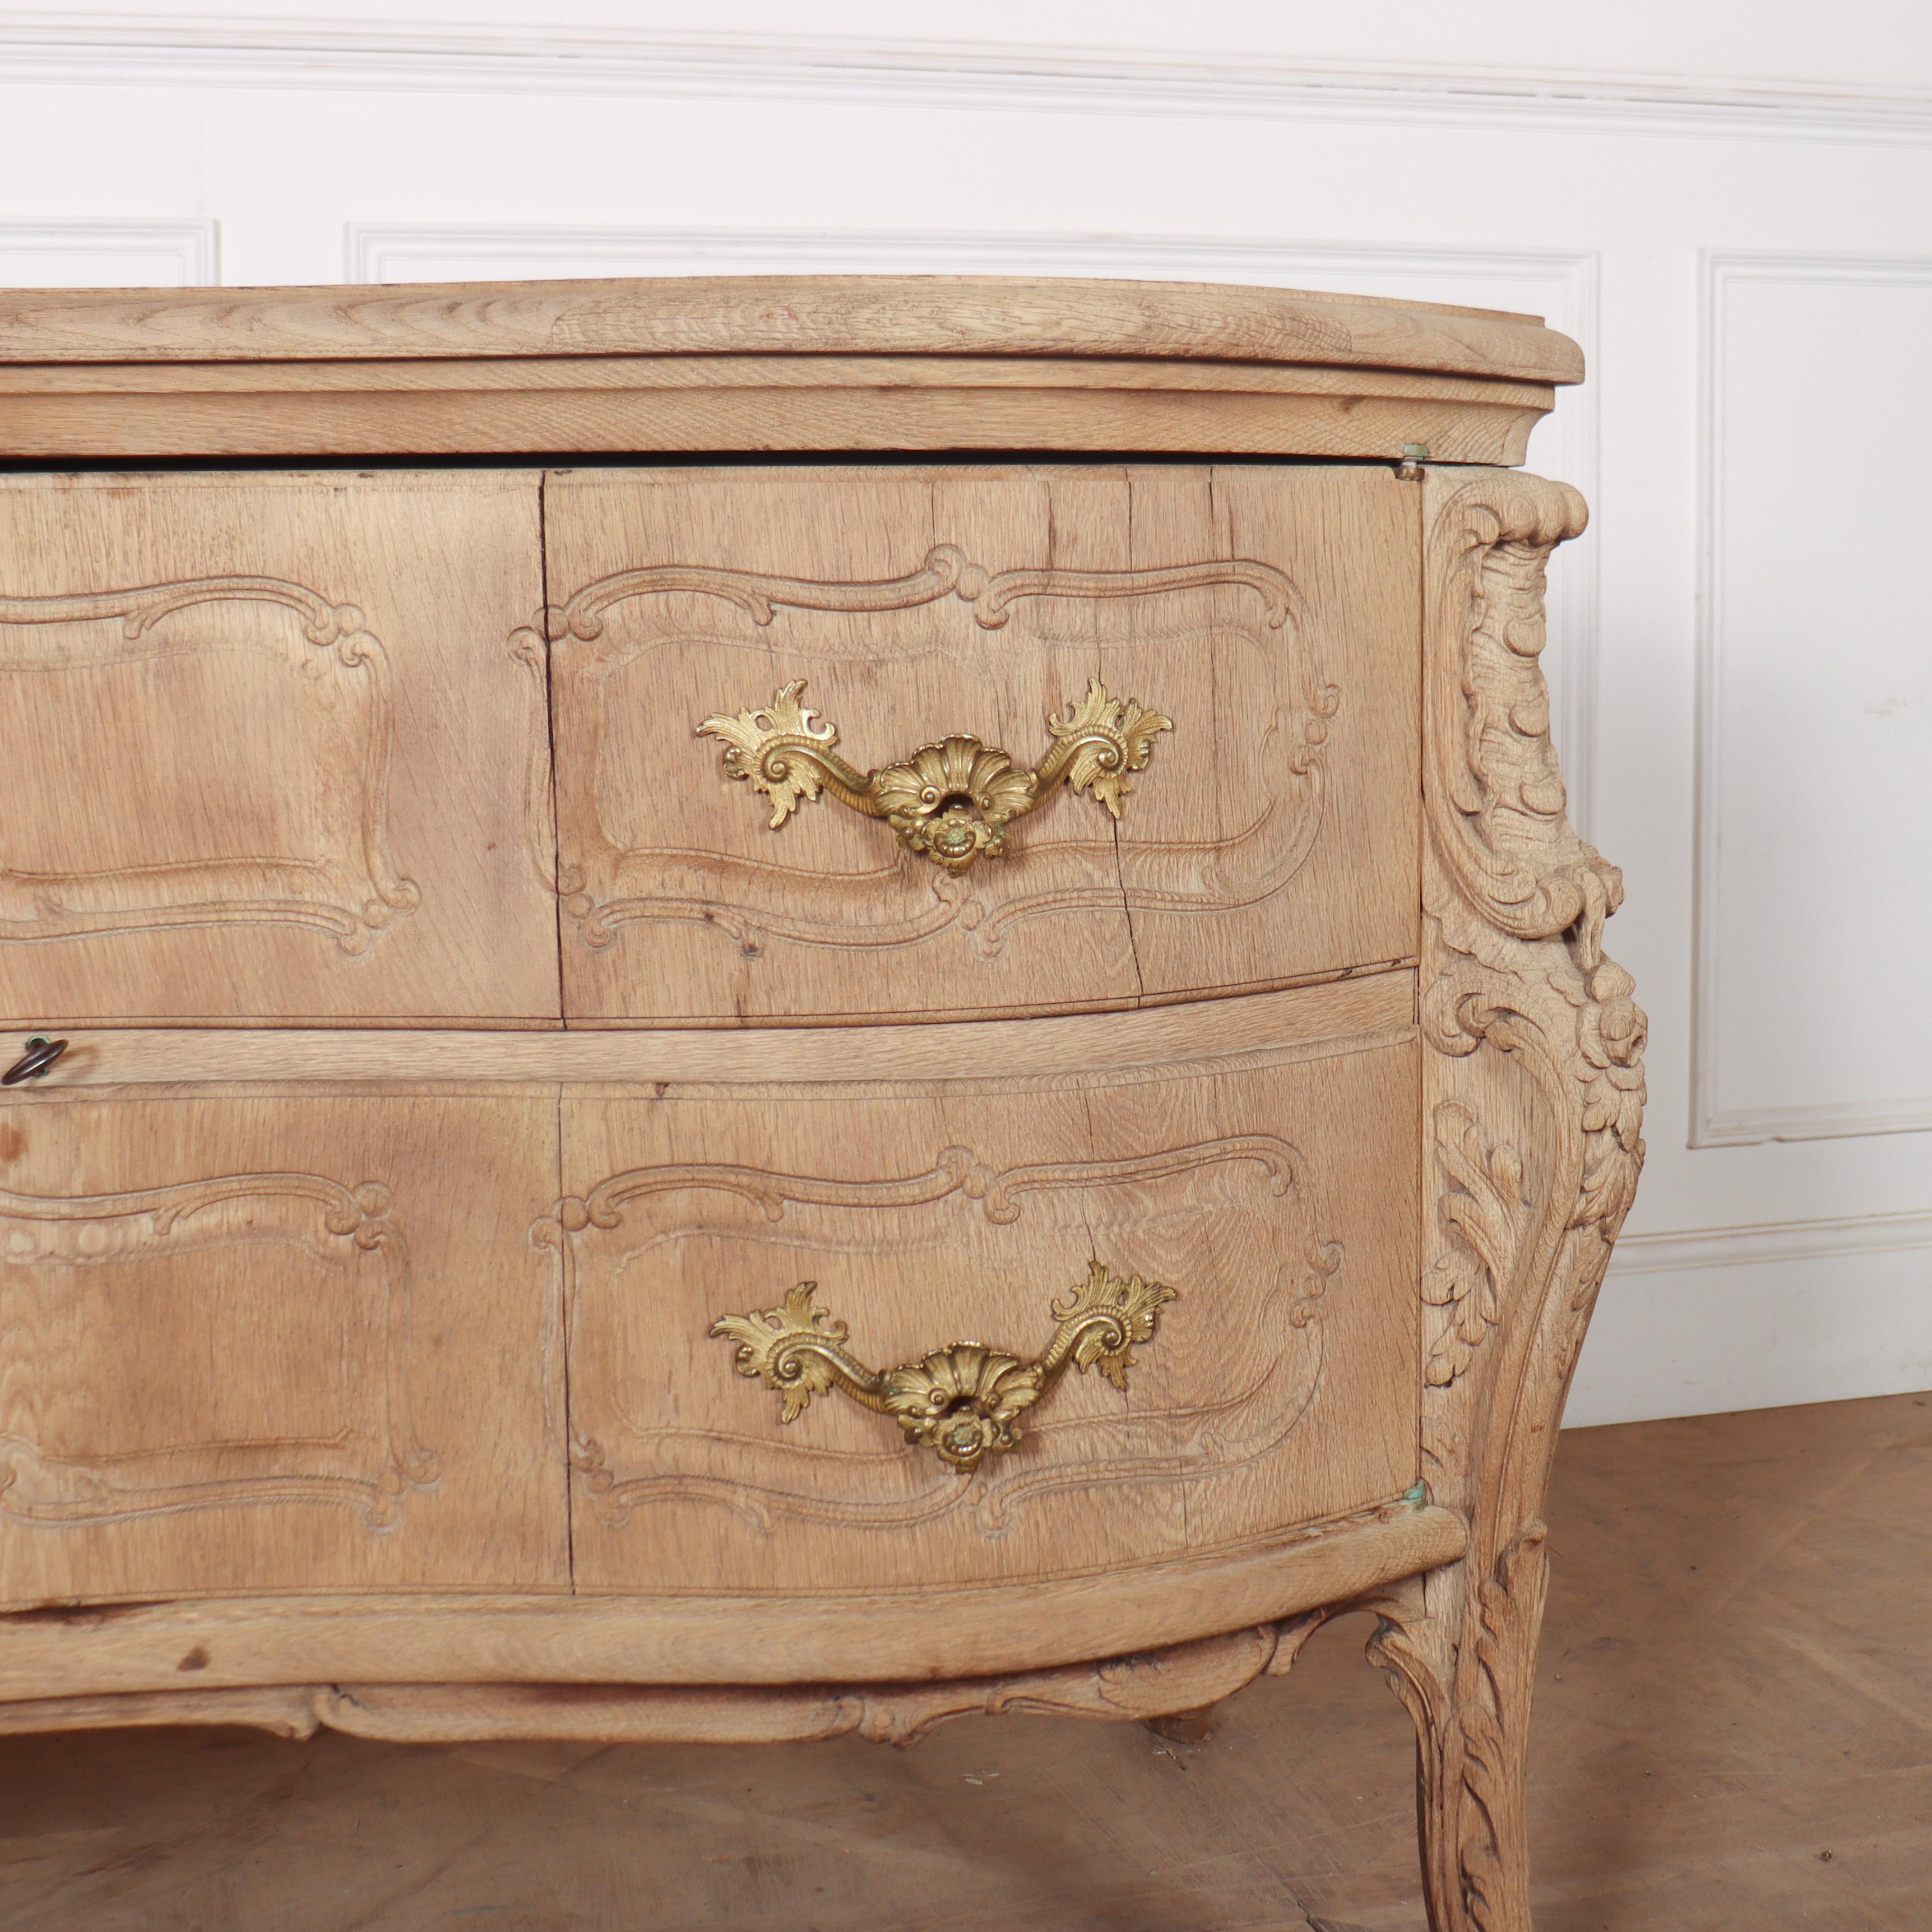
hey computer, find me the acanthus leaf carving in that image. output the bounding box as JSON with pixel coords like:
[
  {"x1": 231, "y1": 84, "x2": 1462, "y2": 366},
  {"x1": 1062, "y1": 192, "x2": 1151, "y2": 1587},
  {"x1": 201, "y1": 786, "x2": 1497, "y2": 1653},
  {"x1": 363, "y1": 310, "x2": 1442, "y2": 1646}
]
[
  {"x1": 1042, "y1": 678, "x2": 1173, "y2": 819},
  {"x1": 698, "y1": 678, "x2": 844, "y2": 830},
  {"x1": 1423, "y1": 481, "x2": 1618, "y2": 948},
  {"x1": 1422, "y1": 1101, "x2": 1529, "y2": 1389},
  {"x1": 1402, "y1": 467, "x2": 1647, "y2": 1932}
]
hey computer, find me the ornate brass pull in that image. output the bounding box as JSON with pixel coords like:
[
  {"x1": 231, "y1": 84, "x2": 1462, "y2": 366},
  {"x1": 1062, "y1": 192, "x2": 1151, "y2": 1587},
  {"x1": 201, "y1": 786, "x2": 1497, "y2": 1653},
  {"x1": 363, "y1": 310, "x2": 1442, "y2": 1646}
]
[
  {"x1": 697, "y1": 679, "x2": 1172, "y2": 874},
  {"x1": 711, "y1": 1259, "x2": 1178, "y2": 1471}
]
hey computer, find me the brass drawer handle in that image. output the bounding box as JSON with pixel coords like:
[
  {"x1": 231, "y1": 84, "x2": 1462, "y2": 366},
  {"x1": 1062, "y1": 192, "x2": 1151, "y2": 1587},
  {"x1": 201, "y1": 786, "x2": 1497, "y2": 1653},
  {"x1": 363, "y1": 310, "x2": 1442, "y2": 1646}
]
[
  {"x1": 697, "y1": 678, "x2": 1172, "y2": 874},
  {"x1": 1, "y1": 1035, "x2": 67, "y2": 1086},
  {"x1": 711, "y1": 1261, "x2": 1178, "y2": 1471}
]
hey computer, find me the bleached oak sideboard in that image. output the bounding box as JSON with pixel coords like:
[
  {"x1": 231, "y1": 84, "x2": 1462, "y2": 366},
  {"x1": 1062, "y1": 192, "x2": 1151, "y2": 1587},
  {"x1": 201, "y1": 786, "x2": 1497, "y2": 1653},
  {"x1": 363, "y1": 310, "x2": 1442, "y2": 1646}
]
[{"x1": 0, "y1": 277, "x2": 1644, "y2": 1932}]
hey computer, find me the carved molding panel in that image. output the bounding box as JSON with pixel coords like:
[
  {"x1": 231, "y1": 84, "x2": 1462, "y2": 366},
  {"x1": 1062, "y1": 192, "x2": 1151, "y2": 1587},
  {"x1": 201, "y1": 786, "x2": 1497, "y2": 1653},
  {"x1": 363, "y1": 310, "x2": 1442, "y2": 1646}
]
[
  {"x1": 0, "y1": 1620, "x2": 1295, "y2": 1748},
  {"x1": 538, "y1": 1132, "x2": 1338, "y2": 1549},
  {"x1": 0, "y1": 577, "x2": 418, "y2": 955},
  {"x1": 542, "y1": 541, "x2": 1337, "y2": 959},
  {"x1": 1400, "y1": 467, "x2": 1647, "y2": 1932},
  {"x1": 0, "y1": 1170, "x2": 440, "y2": 1529},
  {"x1": 505, "y1": 617, "x2": 561, "y2": 895}
]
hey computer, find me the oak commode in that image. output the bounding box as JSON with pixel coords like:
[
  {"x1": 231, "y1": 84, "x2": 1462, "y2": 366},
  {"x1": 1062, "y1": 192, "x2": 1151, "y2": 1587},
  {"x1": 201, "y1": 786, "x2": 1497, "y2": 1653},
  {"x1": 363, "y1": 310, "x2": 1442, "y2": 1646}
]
[{"x1": 0, "y1": 275, "x2": 1644, "y2": 1932}]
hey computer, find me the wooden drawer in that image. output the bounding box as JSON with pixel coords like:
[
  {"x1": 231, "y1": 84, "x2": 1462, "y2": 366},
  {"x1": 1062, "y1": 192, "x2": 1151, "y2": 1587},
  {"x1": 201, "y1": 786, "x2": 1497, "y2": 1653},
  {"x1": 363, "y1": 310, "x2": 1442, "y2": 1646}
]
[
  {"x1": 0, "y1": 471, "x2": 557, "y2": 1026},
  {"x1": 0, "y1": 1094, "x2": 566, "y2": 1608},
  {"x1": 543, "y1": 464, "x2": 1419, "y2": 1025},
  {"x1": 548, "y1": 977, "x2": 1420, "y2": 1595}
]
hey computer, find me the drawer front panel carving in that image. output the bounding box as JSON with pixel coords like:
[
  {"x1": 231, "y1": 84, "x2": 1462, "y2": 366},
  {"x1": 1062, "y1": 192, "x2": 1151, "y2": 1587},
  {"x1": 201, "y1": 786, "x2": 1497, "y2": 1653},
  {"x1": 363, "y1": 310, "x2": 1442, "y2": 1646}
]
[
  {"x1": 0, "y1": 1096, "x2": 567, "y2": 1608},
  {"x1": 0, "y1": 472, "x2": 559, "y2": 1024},
  {"x1": 541, "y1": 465, "x2": 1419, "y2": 1024},
  {"x1": 551, "y1": 1027, "x2": 1419, "y2": 1595}
]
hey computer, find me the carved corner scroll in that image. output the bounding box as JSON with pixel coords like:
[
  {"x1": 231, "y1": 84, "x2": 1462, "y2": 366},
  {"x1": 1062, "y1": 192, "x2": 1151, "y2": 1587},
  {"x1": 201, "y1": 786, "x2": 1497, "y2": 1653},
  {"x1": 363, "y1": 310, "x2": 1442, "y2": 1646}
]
[
  {"x1": 0, "y1": 1171, "x2": 440, "y2": 1529},
  {"x1": 1398, "y1": 469, "x2": 1647, "y2": 1932},
  {"x1": 0, "y1": 578, "x2": 418, "y2": 954},
  {"x1": 543, "y1": 542, "x2": 1339, "y2": 956}
]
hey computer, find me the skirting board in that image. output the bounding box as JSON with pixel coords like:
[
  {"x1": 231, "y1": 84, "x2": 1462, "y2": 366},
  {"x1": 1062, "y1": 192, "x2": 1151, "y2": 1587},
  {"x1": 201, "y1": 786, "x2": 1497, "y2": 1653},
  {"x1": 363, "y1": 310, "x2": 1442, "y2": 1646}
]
[
  {"x1": 1569, "y1": 1239, "x2": 1932, "y2": 1428},
  {"x1": 1609, "y1": 1208, "x2": 1932, "y2": 1275}
]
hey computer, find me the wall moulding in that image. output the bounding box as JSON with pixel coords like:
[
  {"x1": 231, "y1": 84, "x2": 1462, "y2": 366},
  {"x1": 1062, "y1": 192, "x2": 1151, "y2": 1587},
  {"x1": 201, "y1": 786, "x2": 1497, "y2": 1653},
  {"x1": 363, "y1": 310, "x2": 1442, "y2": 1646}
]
[
  {"x1": 1694, "y1": 251, "x2": 1932, "y2": 1147},
  {"x1": 0, "y1": 220, "x2": 218, "y2": 288},
  {"x1": 5, "y1": 18, "x2": 1932, "y2": 144},
  {"x1": 1608, "y1": 1207, "x2": 1932, "y2": 1276},
  {"x1": 346, "y1": 225, "x2": 1599, "y2": 835}
]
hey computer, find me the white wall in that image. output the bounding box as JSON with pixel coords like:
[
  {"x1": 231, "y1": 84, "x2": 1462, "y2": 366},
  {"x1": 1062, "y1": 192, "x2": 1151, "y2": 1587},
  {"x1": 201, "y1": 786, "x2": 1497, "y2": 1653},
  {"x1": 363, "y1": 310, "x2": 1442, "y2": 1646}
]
[{"x1": 3, "y1": 3, "x2": 1930, "y2": 1428}]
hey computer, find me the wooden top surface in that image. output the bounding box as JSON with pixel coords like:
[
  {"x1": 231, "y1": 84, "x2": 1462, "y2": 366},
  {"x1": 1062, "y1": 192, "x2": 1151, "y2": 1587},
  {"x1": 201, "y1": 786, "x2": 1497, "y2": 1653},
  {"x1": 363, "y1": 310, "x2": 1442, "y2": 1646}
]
[{"x1": 0, "y1": 275, "x2": 1584, "y2": 384}]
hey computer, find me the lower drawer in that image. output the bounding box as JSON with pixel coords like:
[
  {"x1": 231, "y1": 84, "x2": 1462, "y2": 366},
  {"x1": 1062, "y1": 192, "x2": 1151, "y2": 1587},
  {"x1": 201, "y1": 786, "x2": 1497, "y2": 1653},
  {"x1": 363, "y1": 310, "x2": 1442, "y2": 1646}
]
[
  {"x1": 553, "y1": 990, "x2": 1421, "y2": 1596},
  {"x1": 0, "y1": 1096, "x2": 567, "y2": 1608},
  {"x1": 0, "y1": 975, "x2": 1418, "y2": 1615}
]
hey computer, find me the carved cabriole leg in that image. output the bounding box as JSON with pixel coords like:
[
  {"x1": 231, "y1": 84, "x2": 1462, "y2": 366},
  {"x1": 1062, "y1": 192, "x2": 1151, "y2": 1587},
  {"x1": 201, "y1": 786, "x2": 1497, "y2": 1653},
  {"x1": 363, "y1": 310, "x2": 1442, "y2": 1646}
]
[{"x1": 1389, "y1": 467, "x2": 1648, "y2": 1932}]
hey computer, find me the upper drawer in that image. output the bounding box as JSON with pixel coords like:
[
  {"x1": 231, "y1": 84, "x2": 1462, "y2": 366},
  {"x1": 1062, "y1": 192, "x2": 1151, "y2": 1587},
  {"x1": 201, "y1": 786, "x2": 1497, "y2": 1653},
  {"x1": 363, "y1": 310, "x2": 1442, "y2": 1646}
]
[
  {"x1": 544, "y1": 464, "x2": 1419, "y2": 1026},
  {"x1": 0, "y1": 471, "x2": 558, "y2": 1026}
]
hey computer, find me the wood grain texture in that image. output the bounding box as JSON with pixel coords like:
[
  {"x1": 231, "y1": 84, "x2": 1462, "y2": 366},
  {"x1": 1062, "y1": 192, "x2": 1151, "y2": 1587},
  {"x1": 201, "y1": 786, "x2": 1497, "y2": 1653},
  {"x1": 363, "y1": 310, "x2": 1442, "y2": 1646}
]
[
  {"x1": 0, "y1": 971, "x2": 1414, "y2": 1093},
  {"x1": 0, "y1": 1095, "x2": 567, "y2": 1610},
  {"x1": 0, "y1": 1623, "x2": 1287, "y2": 1746},
  {"x1": 0, "y1": 354, "x2": 1562, "y2": 402},
  {"x1": 0, "y1": 471, "x2": 560, "y2": 1026},
  {"x1": 0, "y1": 1500, "x2": 1466, "y2": 1699},
  {"x1": 1369, "y1": 467, "x2": 1647, "y2": 1932},
  {"x1": 2, "y1": 1396, "x2": 1922, "y2": 1931},
  {"x1": 544, "y1": 464, "x2": 1417, "y2": 1025},
  {"x1": 0, "y1": 274, "x2": 1639, "y2": 1932},
  {"x1": 0, "y1": 367, "x2": 1551, "y2": 463},
  {"x1": 554, "y1": 1032, "x2": 1419, "y2": 1595},
  {"x1": 0, "y1": 276, "x2": 1584, "y2": 382}
]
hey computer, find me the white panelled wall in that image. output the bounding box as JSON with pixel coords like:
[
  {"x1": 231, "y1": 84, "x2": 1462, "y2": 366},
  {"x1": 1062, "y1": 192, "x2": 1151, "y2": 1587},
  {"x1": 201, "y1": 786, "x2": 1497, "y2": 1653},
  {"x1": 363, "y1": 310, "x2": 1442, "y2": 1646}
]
[{"x1": 2, "y1": 2, "x2": 1929, "y2": 1427}]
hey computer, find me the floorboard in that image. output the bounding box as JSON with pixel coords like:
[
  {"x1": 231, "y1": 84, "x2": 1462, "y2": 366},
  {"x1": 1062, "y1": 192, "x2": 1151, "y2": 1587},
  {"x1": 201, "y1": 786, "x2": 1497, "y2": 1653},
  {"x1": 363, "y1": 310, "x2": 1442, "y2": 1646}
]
[{"x1": 1, "y1": 1389, "x2": 1927, "y2": 1930}]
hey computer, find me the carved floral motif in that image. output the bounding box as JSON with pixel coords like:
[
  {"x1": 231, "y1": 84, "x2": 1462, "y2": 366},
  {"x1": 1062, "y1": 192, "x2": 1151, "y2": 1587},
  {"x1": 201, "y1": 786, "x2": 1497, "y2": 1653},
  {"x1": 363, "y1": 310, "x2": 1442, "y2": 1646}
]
[{"x1": 1384, "y1": 468, "x2": 1648, "y2": 1932}]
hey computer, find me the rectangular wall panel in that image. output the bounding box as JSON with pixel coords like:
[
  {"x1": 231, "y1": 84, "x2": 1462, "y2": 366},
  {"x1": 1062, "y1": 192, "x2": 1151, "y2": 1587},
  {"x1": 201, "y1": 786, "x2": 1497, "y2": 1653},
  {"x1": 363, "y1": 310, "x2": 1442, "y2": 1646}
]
[
  {"x1": 1695, "y1": 256, "x2": 1932, "y2": 1143},
  {"x1": 0, "y1": 219, "x2": 216, "y2": 288}
]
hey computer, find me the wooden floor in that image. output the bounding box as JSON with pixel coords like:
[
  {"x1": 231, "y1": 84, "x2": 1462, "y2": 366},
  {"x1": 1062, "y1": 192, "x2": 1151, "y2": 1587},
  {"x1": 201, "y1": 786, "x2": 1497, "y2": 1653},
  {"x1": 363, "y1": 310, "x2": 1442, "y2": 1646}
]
[{"x1": 1, "y1": 1389, "x2": 1926, "y2": 1930}]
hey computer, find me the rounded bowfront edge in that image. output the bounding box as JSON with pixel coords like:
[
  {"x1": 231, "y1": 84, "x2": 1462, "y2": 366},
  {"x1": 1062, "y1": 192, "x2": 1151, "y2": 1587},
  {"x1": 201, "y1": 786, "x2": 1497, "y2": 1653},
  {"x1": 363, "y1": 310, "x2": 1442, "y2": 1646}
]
[
  {"x1": 0, "y1": 274, "x2": 1583, "y2": 383},
  {"x1": 0, "y1": 276, "x2": 1581, "y2": 462}
]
